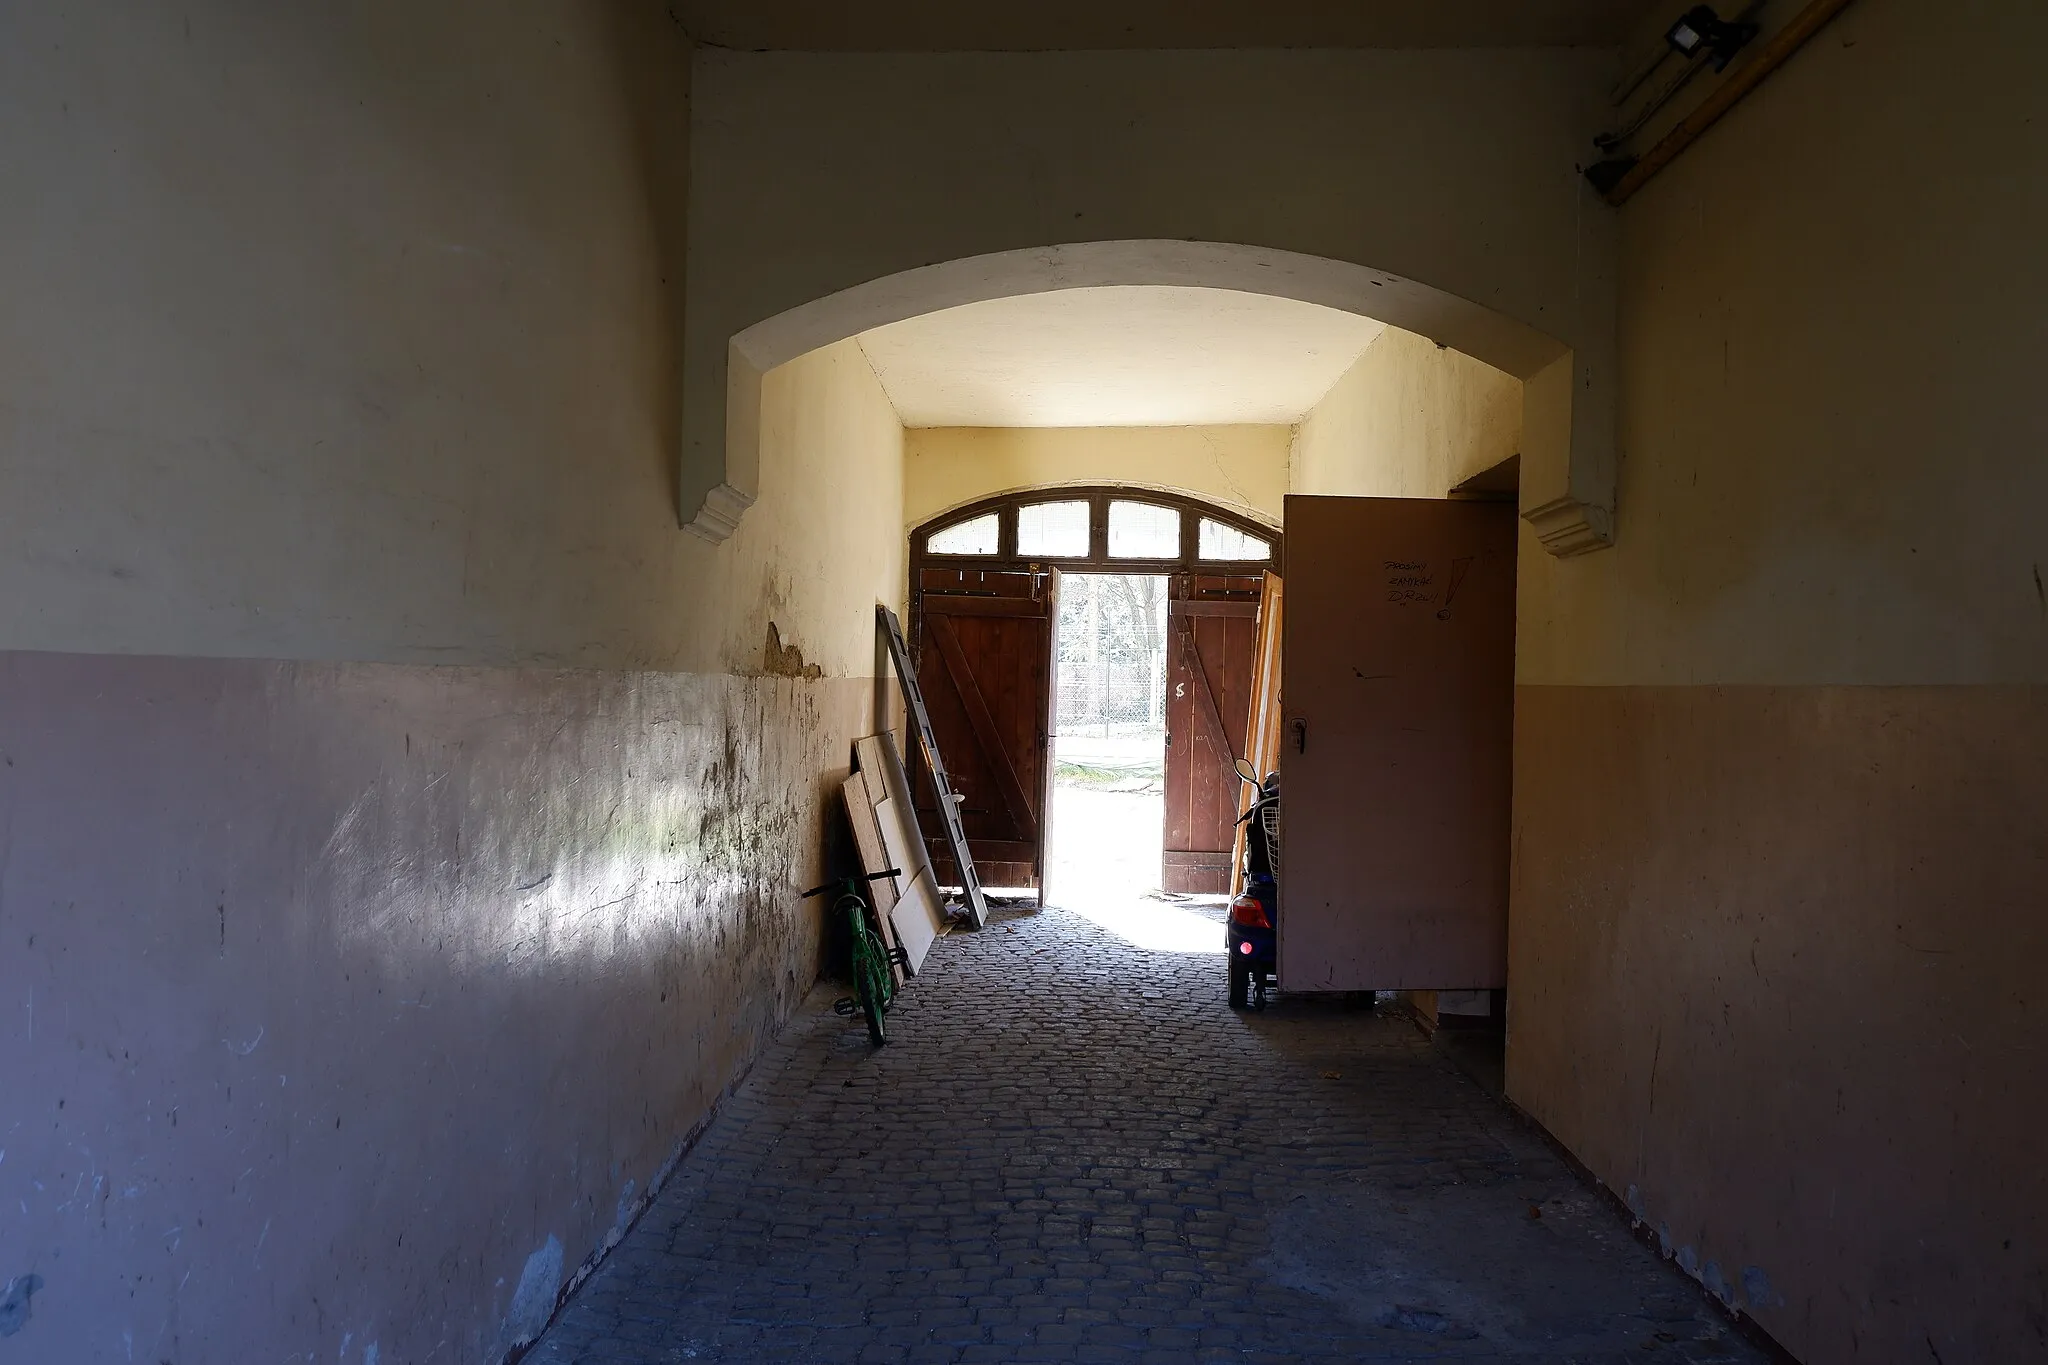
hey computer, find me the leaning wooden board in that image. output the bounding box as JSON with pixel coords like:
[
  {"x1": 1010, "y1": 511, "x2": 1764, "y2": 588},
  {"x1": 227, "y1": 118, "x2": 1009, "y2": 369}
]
[
  {"x1": 853, "y1": 733, "x2": 945, "y2": 974},
  {"x1": 839, "y1": 775, "x2": 909, "y2": 987},
  {"x1": 874, "y1": 797, "x2": 940, "y2": 975}
]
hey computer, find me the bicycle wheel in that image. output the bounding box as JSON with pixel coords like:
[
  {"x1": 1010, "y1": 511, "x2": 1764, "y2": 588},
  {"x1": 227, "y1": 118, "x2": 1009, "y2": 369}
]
[
  {"x1": 843, "y1": 895, "x2": 889, "y2": 1047},
  {"x1": 858, "y1": 958, "x2": 888, "y2": 1047}
]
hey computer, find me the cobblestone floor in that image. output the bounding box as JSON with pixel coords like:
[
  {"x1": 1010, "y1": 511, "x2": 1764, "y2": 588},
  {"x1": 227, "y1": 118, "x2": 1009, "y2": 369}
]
[{"x1": 526, "y1": 901, "x2": 1766, "y2": 1365}]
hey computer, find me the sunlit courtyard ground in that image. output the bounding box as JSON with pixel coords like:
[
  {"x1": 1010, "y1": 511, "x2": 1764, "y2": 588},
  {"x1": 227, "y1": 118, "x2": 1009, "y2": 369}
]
[{"x1": 1042, "y1": 779, "x2": 1226, "y2": 956}]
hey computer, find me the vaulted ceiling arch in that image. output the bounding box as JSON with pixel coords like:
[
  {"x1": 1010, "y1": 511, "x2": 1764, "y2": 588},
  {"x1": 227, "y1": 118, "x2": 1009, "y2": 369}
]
[{"x1": 691, "y1": 240, "x2": 1611, "y2": 558}]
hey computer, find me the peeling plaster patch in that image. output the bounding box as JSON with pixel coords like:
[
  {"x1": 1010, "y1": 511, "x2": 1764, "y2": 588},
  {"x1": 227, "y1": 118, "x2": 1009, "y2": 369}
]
[
  {"x1": 611, "y1": 1180, "x2": 638, "y2": 1245},
  {"x1": 1633, "y1": 1191, "x2": 1772, "y2": 1320},
  {"x1": 1701, "y1": 1260, "x2": 1734, "y2": 1307},
  {"x1": 760, "y1": 622, "x2": 823, "y2": 679},
  {"x1": 502, "y1": 1236, "x2": 563, "y2": 1350},
  {"x1": 0, "y1": 1273, "x2": 43, "y2": 1336}
]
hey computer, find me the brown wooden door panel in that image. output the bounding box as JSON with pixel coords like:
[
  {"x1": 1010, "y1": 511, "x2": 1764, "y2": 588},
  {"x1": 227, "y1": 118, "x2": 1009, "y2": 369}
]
[
  {"x1": 1230, "y1": 572, "x2": 1285, "y2": 897},
  {"x1": 1037, "y1": 567, "x2": 1062, "y2": 907},
  {"x1": 929, "y1": 615, "x2": 1038, "y2": 842},
  {"x1": 1162, "y1": 574, "x2": 1262, "y2": 893},
  {"x1": 1278, "y1": 495, "x2": 1516, "y2": 992},
  {"x1": 914, "y1": 569, "x2": 1052, "y2": 889}
]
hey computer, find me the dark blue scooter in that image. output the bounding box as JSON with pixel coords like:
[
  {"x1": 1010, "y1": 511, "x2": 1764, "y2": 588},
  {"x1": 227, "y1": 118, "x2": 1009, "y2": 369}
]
[{"x1": 1226, "y1": 760, "x2": 1280, "y2": 1010}]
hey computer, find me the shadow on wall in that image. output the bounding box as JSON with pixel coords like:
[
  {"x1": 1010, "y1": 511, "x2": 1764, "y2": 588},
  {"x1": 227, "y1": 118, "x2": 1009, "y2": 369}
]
[{"x1": 597, "y1": 0, "x2": 693, "y2": 519}]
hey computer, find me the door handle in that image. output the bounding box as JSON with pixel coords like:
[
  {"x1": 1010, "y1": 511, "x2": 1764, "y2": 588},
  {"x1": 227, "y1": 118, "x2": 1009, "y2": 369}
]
[{"x1": 1292, "y1": 718, "x2": 1307, "y2": 754}]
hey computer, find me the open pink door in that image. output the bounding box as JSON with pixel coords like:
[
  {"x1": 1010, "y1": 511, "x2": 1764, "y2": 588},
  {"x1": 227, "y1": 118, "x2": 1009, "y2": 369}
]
[{"x1": 1278, "y1": 495, "x2": 1516, "y2": 992}]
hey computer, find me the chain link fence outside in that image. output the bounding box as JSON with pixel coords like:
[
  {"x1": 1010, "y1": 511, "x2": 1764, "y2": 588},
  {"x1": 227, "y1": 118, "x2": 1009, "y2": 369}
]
[{"x1": 1054, "y1": 574, "x2": 1168, "y2": 786}]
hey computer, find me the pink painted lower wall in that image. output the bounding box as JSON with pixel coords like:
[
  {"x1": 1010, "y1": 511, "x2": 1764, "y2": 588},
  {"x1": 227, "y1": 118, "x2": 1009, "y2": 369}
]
[
  {"x1": 0, "y1": 650, "x2": 874, "y2": 1362},
  {"x1": 1507, "y1": 684, "x2": 2048, "y2": 1364}
]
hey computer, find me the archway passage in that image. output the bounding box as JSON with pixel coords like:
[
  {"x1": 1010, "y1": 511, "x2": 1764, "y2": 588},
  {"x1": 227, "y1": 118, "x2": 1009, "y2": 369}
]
[
  {"x1": 690, "y1": 241, "x2": 1612, "y2": 556},
  {"x1": 908, "y1": 487, "x2": 1279, "y2": 903}
]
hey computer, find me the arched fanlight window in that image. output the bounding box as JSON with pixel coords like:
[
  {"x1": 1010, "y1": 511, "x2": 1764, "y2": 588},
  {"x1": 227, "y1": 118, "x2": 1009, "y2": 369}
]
[
  {"x1": 913, "y1": 488, "x2": 1280, "y2": 574},
  {"x1": 1015, "y1": 501, "x2": 1088, "y2": 557},
  {"x1": 925, "y1": 513, "x2": 999, "y2": 555},
  {"x1": 1197, "y1": 518, "x2": 1270, "y2": 562}
]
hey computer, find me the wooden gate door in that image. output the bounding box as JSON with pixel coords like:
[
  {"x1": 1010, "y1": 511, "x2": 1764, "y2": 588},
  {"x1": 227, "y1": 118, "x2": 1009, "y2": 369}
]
[
  {"x1": 1162, "y1": 573, "x2": 1263, "y2": 893},
  {"x1": 1230, "y1": 572, "x2": 1285, "y2": 898},
  {"x1": 1278, "y1": 495, "x2": 1516, "y2": 991},
  {"x1": 913, "y1": 567, "x2": 1056, "y2": 890}
]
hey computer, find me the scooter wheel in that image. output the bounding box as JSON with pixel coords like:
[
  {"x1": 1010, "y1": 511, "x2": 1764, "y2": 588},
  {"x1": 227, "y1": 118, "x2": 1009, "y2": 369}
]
[{"x1": 1228, "y1": 955, "x2": 1251, "y2": 1009}]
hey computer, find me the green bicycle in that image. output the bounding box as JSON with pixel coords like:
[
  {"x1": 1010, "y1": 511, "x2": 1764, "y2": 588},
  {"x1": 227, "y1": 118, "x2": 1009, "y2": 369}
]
[{"x1": 801, "y1": 868, "x2": 904, "y2": 1047}]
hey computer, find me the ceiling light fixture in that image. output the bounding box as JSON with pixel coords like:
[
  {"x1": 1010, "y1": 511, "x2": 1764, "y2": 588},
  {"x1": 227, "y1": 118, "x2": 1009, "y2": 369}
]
[
  {"x1": 1665, "y1": 5, "x2": 1760, "y2": 71},
  {"x1": 1585, "y1": 3, "x2": 1764, "y2": 193}
]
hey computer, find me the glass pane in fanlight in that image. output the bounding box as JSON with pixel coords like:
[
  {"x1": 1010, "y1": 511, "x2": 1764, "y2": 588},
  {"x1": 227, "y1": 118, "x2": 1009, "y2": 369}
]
[
  {"x1": 1197, "y1": 518, "x2": 1270, "y2": 561},
  {"x1": 1016, "y1": 500, "x2": 1089, "y2": 557},
  {"x1": 1107, "y1": 501, "x2": 1180, "y2": 559},
  {"x1": 927, "y1": 513, "x2": 999, "y2": 555}
]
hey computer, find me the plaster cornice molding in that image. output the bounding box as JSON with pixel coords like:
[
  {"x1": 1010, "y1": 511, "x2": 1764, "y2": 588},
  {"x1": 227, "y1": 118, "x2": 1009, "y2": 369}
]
[
  {"x1": 683, "y1": 483, "x2": 754, "y2": 544},
  {"x1": 1522, "y1": 494, "x2": 1614, "y2": 557}
]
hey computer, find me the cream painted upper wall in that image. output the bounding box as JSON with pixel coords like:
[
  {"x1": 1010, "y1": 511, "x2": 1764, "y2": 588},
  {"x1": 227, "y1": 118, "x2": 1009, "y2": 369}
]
[
  {"x1": 0, "y1": 2, "x2": 900, "y2": 679},
  {"x1": 905, "y1": 426, "x2": 1289, "y2": 534},
  {"x1": 713, "y1": 340, "x2": 905, "y2": 675},
  {"x1": 683, "y1": 47, "x2": 1614, "y2": 523},
  {"x1": 1518, "y1": 0, "x2": 2048, "y2": 687},
  {"x1": 1290, "y1": 327, "x2": 1522, "y2": 500}
]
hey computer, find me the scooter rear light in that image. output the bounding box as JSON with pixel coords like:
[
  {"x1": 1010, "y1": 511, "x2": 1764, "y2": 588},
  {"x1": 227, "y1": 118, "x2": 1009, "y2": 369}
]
[
  {"x1": 1229, "y1": 895, "x2": 1271, "y2": 929},
  {"x1": 1239, "y1": 940, "x2": 1255, "y2": 954}
]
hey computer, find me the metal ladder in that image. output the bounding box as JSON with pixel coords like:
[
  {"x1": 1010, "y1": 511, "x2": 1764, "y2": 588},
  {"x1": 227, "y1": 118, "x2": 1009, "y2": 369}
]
[{"x1": 877, "y1": 605, "x2": 991, "y2": 930}]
